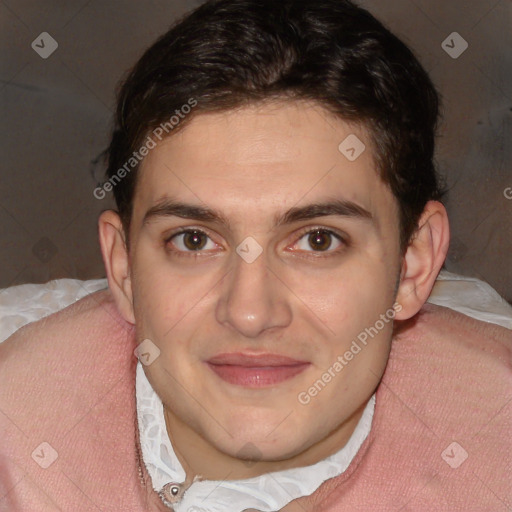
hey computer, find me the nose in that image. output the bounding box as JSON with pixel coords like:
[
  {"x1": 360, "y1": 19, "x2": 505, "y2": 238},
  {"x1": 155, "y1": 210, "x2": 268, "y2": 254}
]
[{"x1": 215, "y1": 246, "x2": 292, "y2": 339}]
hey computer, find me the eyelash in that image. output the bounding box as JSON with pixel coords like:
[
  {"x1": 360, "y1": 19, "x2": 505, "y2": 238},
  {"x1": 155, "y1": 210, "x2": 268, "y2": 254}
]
[{"x1": 163, "y1": 226, "x2": 348, "y2": 259}]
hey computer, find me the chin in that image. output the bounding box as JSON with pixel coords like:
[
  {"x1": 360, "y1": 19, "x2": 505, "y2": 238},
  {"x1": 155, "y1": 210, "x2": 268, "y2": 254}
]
[
  {"x1": 222, "y1": 437, "x2": 306, "y2": 463},
  {"x1": 216, "y1": 418, "x2": 313, "y2": 461}
]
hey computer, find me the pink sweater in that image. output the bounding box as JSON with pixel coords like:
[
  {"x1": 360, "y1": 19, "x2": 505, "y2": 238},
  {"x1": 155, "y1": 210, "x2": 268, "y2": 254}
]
[{"x1": 0, "y1": 289, "x2": 510, "y2": 511}]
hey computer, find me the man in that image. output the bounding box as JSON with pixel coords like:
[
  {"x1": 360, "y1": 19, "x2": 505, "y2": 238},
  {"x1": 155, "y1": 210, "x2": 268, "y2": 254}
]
[{"x1": 1, "y1": 0, "x2": 510, "y2": 510}]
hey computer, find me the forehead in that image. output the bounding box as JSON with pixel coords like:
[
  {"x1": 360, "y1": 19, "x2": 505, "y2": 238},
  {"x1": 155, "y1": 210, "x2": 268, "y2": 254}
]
[{"x1": 133, "y1": 101, "x2": 398, "y2": 232}]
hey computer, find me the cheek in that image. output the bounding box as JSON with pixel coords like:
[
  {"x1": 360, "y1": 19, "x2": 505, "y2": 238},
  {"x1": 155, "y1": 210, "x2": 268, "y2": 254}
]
[
  {"x1": 130, "y1": 261, "x2": 212, "y2": 375},
  {"x1": 312, "y1": 322, "x2": 393, "y2": 407},
  {"x1": 289, "y1": 261, "x2": 390, "y2": 328},
  {"x1": 131, "y1": 249, "x2": 193, "y2": 326},
  {"x1": 297, "y1": 263, "x2": 396, "y2": 373}
]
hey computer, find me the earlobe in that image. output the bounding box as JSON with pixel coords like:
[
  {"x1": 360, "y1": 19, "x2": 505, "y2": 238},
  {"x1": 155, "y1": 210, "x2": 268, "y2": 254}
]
[
  {"x1": 97, "y1": 210, "x2": 136, "y2": 324},
  {"x1": 394, "y1": 200, "x2": 450, "y2": 320}
]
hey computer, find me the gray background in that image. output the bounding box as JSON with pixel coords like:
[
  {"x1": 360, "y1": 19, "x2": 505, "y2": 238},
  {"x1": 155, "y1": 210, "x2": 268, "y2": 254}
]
[{"x1": 1, "y1": 0, "x2": 511, "y2": 302}]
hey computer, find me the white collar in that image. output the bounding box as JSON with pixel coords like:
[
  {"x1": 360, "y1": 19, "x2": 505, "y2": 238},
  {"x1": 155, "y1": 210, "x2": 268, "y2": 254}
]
[{"x1": 136, "y1": 361, "x2": 375, "y2": 512}]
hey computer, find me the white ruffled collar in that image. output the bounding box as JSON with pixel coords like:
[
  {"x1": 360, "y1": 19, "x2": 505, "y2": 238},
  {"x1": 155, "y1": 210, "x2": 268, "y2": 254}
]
[{"x1": 136, "y1": 361, "x2": 375, "y2": 512}]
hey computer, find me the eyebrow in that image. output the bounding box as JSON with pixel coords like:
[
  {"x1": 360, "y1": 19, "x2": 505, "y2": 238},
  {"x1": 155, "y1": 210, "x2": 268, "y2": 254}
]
[{"x1": 142, "y1": 197, "x2": 373, "y2": 230}]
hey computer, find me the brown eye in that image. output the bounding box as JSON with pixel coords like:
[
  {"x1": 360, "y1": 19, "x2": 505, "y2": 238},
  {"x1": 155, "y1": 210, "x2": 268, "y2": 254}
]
[
  {"x1": 293, "y1": 228, "x2": 346, "y2": 255},
  {"x1": 308, "y1": 230, "x2": 333, "y2": 251},
  {"x1": 167, "y1": 229, "x2": 214, "y2": 252},
  {"x1": 182, "y1": 230, "x2": 208, "y2": 250}
]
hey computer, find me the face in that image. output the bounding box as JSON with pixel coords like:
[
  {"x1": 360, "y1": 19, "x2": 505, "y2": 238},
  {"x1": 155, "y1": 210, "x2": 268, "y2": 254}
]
[{"x1": 126, "y1": 100, "x2": 403, "y2": 465}]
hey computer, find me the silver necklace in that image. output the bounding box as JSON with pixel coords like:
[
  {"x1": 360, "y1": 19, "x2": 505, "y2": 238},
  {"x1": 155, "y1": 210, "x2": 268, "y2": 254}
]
[{"x1": 134, "y1": 400, "x2": 196, "y2": 510}]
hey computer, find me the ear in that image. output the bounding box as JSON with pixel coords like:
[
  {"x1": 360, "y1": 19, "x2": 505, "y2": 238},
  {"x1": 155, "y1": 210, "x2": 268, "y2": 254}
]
[
  {"x1": 394, "y1": 200, "x2": 450, "y2": 320},
  {"x1": 98, "y1": 210, "x2": 135, "y2": 324}
]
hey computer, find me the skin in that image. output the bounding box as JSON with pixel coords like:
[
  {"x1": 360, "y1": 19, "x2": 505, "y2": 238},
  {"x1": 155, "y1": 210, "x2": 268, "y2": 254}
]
[{"x1": 98, "y1": 100, "x2": 450, "y2": 484}]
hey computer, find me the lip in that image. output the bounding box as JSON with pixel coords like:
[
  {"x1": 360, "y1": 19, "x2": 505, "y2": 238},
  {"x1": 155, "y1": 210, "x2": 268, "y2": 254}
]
[{"x1": 206, "y1": 352, "x2": 310, "y2": 388}]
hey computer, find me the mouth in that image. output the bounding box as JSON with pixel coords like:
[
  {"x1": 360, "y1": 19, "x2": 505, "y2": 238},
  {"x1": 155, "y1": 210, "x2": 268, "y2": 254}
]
[{"x1": 205, "y1": 352, "x2": 311, "y2": 388}]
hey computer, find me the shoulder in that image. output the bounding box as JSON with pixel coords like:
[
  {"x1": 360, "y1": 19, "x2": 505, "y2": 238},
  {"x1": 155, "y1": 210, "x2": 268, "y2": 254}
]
[
  {"x1": 0, "y1": 287, "x2": 136, "y2": 437},
  {"x1": 385, "y1": 302, "x2": 512, "y2": 423},
  {"x1": 391, "y1": 302, "x2": 512, "y2": 373},
  {"x1": 370, "y1": 303, "x2": 512, "y2": 507},
  {"x1": 0, "y1": 287, "x2": 133, "y2": 362},
  {"x1": 0, "y1": 287, "x2": 136, "y2": 425},
  {"x1": 0, "y1": 289, "x2": 142, "y2": 510}
]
